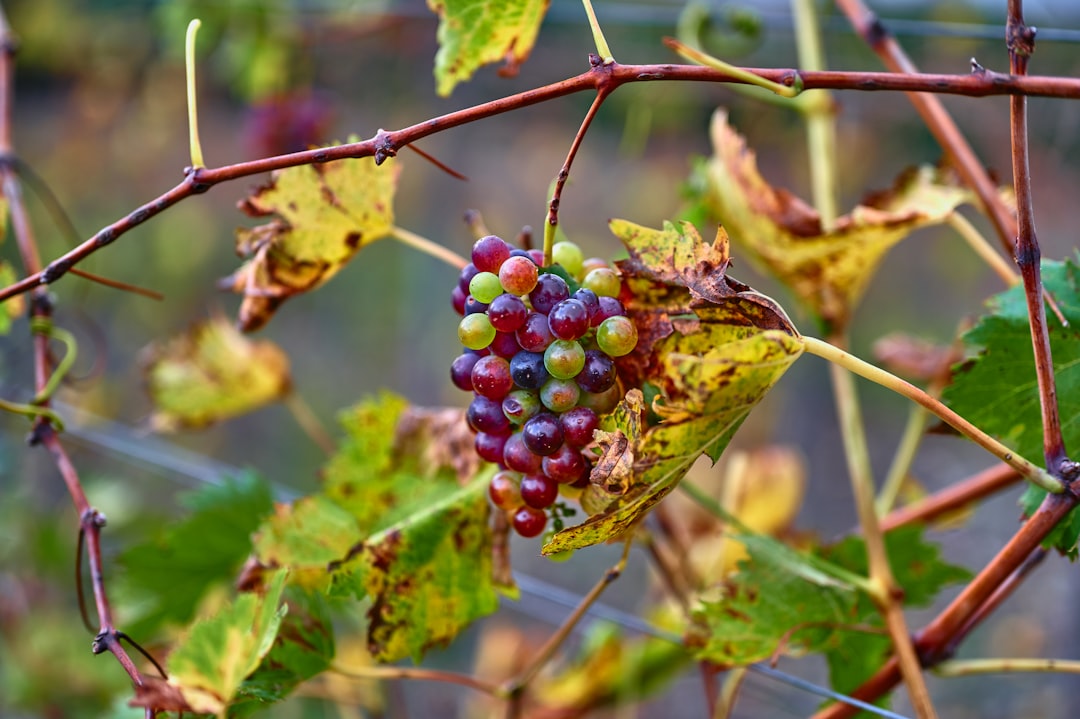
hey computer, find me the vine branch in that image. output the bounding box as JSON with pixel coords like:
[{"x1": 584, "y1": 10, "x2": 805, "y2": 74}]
[{"x1": 4, "y1": 62, "x2": 1080, "y2": 302}]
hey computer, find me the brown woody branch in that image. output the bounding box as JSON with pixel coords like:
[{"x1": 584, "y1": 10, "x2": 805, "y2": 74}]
[
  {"x1": 3, "y1": 61, "x2": 1080, "y2": 302},
  {"x1": 880, "y1": 463, "x2": 1021, "y2": 532},
  {"x1": 0, "y1": 7, "x2": 150, "y2": 715}
]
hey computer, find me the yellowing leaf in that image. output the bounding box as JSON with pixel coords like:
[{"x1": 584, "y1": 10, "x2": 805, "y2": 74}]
[
  {"x1": 545, "y1": 220, "x2": 804, "y2": 554},
  {"x1": 700, "y1": 110, "x2": 973, "y2": 328},
  {"x1": 141, "y1": 316, "x2": 291, "y2": 430},
  {"x1": 427, "y1": 0, "x2": 550, "y2": 96},
  {"x1": 223, "y1": 151, "x2": 400, "y2": 331},
  {"x1": 0, "y1": 261, "x2": 25, "y2": 336},
  {"x1": 165, "y1": 569, "x2": 288, "y2": 716}
]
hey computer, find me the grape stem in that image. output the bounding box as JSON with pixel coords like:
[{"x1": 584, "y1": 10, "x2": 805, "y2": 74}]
[{"x1": 802, "y1": 336, "x2": 1061, "y2": 493}]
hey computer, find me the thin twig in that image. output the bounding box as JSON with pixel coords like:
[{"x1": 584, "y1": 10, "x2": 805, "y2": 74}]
[
  {"x1": 880, "y1": 463, "x2": 1022, "y2": 532},
  {"x1": 5, "y1": 62, "x2": 1080, "y2": 302},
  {"x1": 330, "y1": 663, "x2": 501, "y2": 697},
  {"x1": 544, "y1": 85, "x2": 612, "y2": 265},
  {"x1": 1006, "y1": 0, "x2": 1067, "y2": 473}
]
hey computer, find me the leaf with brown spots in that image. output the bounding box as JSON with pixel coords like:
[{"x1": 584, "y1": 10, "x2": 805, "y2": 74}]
[
  {"x1": 329, "y1": 476, "x2": 499, "y2": 662},
  {"x1": 222, "y1": 148, "x2": 400, "y2": 331},
  {"x1": 141, "y1": 315, "x2": 292, "y2": 430},
  {"x1": 697, "y1": 110, "x2": 975, "y2": 329},
  {"x1": 427, "y1": 0, "x2": 550, "y2": 96},
  {"x1": 544, "y1": 220, "x2": 804, "y2": 554}
]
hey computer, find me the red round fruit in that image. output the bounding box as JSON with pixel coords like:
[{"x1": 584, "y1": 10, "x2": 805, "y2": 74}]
[{"x1": 512, "y1": 506, "x2": 548, "y2": 537}]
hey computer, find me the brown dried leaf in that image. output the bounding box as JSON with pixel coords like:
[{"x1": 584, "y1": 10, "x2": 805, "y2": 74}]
[
  {"x1": 701, "y1": 110, "x2": 974, "y2": 328},
  {"x1": 223, "y1": 151, "x2": 400, "y2": 331}
]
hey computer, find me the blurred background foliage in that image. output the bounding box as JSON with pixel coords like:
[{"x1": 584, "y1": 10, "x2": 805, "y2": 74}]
[{"x1": 2, "y1": 1, "x2": 1080, "y2": 717}]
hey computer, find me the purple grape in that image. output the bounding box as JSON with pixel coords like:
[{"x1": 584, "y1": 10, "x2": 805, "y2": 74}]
[
  {"x1": 464, "y1": 295, "x2": 489, "y2": 315},
  {"x1": 529, "y1": 273, "x2": 570, "y2": 314},
  {"x1": 458, "y1": 262, "x2": 479, "y2": 293},
  {"x1": 509, "y1": 351, "x2": 549, "y2": 390},
  {"x1": 451, "y1": 285, "x2": 467, "y2": 316},
  {"x1": 516, "y1": 311, "x2": 555, "y2": 353},
  {"x1": 560, "y1": 406, "x2": 599, "y2": 447},
  {"x1": 488, "y1": 293, "x2": 528, "y2": 332},
  {"x1": 520, "y1": 473, "x2": 558, "y2": 509},
  {"x1": 576, "y1": 349, "x2": 616, "y2": 393},
  {"x1": 503, "y1": 431, "x2": 543, "y2": 473},
  {"x1": 572, "y1": 288, "x2": 600, "y2": 322},
  {"x1": 475, "y1": 431, "x2": 509, "y2": 464},
  {"x1": 471, "y1": 355, "x2": 513, "y2": 400},
  {"x1": 542, "y1": 444, "x2": 588, "y2": 484},
  {"x1": 450, "y1": 351, "x2": 483, "y2": 391},
  {"x1": 467, "y1": 395, "x2": 511, "y2": 435},
  {"x1": 547, "y1": 299, "x2": 590, "y2": 340},
  {"x1": 472, "y1": 235, "x2": 512, "y2": 273},
  {"x1": 512, "y1": 506, "x2": 547, "y2": 537},
  {"x1": 593, "y1": 296, "x2": 626, "y2": 325},
  {"x1": 522, "y1": 413, "x2": 563, "y2": 456},
  {"x1": 489, "y1": 330, "x2": 522, "y2": 359}
]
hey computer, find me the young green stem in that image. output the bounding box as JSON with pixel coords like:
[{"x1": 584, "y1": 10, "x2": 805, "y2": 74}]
[
  {"x1": 185, "y1": 19, "x2": 205, "y2": 169},
  {"x1": 791, "y1": 0, "x2": 839, "y2": 228},
  {"x1": 935, "y1": 657, "x2": 1080, "y2": 677},
  {"x1": 580, "y1": 0, "x2": 614, "y2": 63},
  {"x1": 389, "y1": 226, "x2": 468, "y2": 270},
  {"x1": 827, "y1": 349, "x2": 939, "y2": 719},
  {"x1": 330, "y1": 663, "x2": 501, "y2": 696},
  {"x1": 715, "y1": 666, "x2": 749, "y2": 719},
  {"x1": 664, "y1": 39, "x2": 802, "y2": 98},
  {"x1": 875, "y1": 403, "x2": 930, "y2": 516},
  {"x1": 947, "y1": 213, "x2": 1020, "y2": 287},
  {"x1": 804, "y1": 336, "x2": 1060, "y2": 493}
]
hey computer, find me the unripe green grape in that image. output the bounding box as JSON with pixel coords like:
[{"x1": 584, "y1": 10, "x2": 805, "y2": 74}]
[
  {"x1": 581, "y1": 257, "x2": 609, "y2": 275},
  {"x1": 596, "y1": 315, "x2": 637, "y2": 357},
  {"x1": 458, "y1": 313, "x2": 496, "y2": 350},
  {"x1": 552, "y1": 241, "x2": 585, "y2": 280},
  {"x1": 540, "y1": 377, "x2": 581, "y2": 413},
  {"x1": 469, "y1": 271, "x2": 504, "y2": 304},
  {"x1": 578, "y1": 384, "x2": 621, "y2": 414},
  {"x1": 543, "y1": 339, "x2": 586, "y2": 380},
  {"x1": 583, "y1": 267, "x2": 621, "y2": 297}
]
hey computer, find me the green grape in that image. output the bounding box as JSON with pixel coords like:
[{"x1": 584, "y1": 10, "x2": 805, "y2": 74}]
[
  {"x1": 596, "y1": 315, "x2": 637, "y2": 357},
  {"x1": 469, "y1": 271, "x2": 504, "y2": 304},
  {"x1": 540, "y1": 377, "x2": 580, "y2": 413},
  {"x1": 583, "y1": 267, "x2": 621, "y2": 297},
  {"x1": 543, "y1": 339, "x2": 586, "y2": 380},
  {"x1": 458, "y1": 313, "x2": 496, "y2": 350},
  {"x1": 552, "y1": 241, "x2": 585, "y2": 280}
]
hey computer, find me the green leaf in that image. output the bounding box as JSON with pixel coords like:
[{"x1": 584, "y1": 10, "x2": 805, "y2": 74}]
[
  {"x1": 141, "y1": 316, "x2": 292, "y2": 430},
  {"x1": 229, "y1": 588, "x2": 336, "y2": 717},
  {"x1": 0, "y1": 261, "x2": 23, "y2": 336},
  {"x1": 696, "y1": 111, "x2": 975, "y2": 328},
  {"x1": 690, "y1": 536, "x2": 860, "y2": 665},
  {"x1": 329, "y1": 476, "x2": 498, "y2": 662},
  {"x1": 544, "y1": 220, "x2": 803, "y2": 554},
  {"x1": 252, "y1": 393, "x2": 500, "y2": 662},
  {"x1": 223, "y1": 149, "x2": 401, "y2": 331},
  {"x1": 119, "y1": 472, "x2": 274, "y2": 637},
  {"x1": 427, "y1": 0, "x2": 550, "y2": 96},
  {"x1": 166, "y1": 569, "x2": 289, "y2": 716},
  {"x1": 942, "y1": 258, "x2": 1080, "y2": 553},
  {"x1": 819, "y1": 525, "x2": 971, "y2": 702}
]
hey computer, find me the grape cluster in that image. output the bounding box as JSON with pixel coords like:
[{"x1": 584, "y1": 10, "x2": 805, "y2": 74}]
[{"x1": 451, "y1": 235, "x2": 639, "y2": 538}]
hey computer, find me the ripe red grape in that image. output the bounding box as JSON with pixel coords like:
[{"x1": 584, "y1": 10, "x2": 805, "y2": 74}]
[
  {"x1": 547, "y1": 299, "x2": 590, "y2": 340},
  {"x1": 487, "y1": 293, "x2": 528, "y2": 332},
  {"x1": 529, "y1": 273, "x2": 570, "y2": 314},
  {"x1": 503, "y1": 431, "x2": 542, "y2": 473},
  {"x1": 472, "y1": 235, "x2": 512, "y2": 272},
  {"x1": 498, "y1": 255, "x2": 539, "y2": 296},
  {"x1": 560, "y1": 406, "x2": 599, "y2": 447},
  {"x1": 475, "y1": 431, "x2": 509, "y2": 463},
  {"x1": 542, "y1": 444, "x2": 587, "y2": 484},
  {"x1": 467, "y1": 395, "x2": 511, "y2": 435},
  {"x1": 489, "y1": 330, "x2": 522, "y2": 359},
  {"x1": 520, "y1": 473, "x2": 559, "y2": 508},
  {"x1": 450, "y1": 351, "x2": 483, "y2": 391},
  {"x1": 512, "y1": 506, "x2": 547, "y2": 537},
  {"x1": 522, "y1": 412, "x2": 563, "y2": 455},
  {"x1": 516, "y1": 312, "x2": 555, "y2": 353},
  {"x1": 471, "y1": 355, "x2": 513, "y2": 399},
  {"x1": 576, "y1": 349, "x2": 615, "y2": 393}
]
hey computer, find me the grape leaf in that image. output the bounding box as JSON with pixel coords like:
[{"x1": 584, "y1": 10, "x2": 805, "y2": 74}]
[
  {"x1": 118, "y1": 472, "x2": 274, "y2": 637},
  {"x1": 253, "y1": 393, "x2": 500, "y2": 662},
  {"x1": 229, "y1": 588, "x2": 336, "y2": 716},
  {"x1": 329, "y1": 476, "x2": 498, "y2": 662},
  {"x1": 427, "y1": 0, "x2": 550, "y2": 96},
  {"x1": 141, "y1": 316, "x2": 291, "y2": 430},
  {"x1": 819, "y1": 525, "x2": 971, "y2": 701},
  {"x1": 695, "y1": 110, "x2": 974, "y2": 329},
  {"x1": 151, "y1": 569, "x2": 288, "y2": 716},
  {"x1": 544, "y1": 220, "x2": 804, "y2": 554},
  {"x1": 221, "y1": 149, "x2": 400, "y2": 331},
  {"x1": 942, "y1": 258, "x2": 1080, "y2": 553}
]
